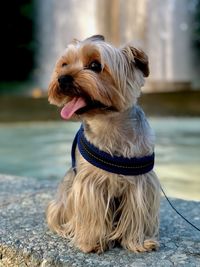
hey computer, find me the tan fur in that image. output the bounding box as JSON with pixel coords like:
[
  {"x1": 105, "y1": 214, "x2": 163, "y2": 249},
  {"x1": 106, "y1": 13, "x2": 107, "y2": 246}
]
[{"x1": 47, "y1": 35, "x2": 160, "y2": 253}]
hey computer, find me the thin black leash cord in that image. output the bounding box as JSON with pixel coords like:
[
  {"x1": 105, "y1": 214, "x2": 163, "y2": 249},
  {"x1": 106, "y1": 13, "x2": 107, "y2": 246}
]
[{"x1": 161, "y1": 186, "x2": 200, "y2": 232}]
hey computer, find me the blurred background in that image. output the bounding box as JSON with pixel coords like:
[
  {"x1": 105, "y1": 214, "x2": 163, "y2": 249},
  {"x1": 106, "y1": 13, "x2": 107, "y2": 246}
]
[{"x1": 0, "y1": 0, "x2": 199, "y2": 200}]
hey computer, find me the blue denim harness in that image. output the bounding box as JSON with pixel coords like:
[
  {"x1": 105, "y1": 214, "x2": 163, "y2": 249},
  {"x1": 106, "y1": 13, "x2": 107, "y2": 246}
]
[{"x1": 71, "y1": 125, "x2": 154, "y2": 175}]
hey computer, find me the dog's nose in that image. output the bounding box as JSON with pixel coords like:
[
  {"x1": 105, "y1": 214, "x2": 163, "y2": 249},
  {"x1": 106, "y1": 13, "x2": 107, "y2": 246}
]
[{"x1": 58, "y1": 75, "x2": 74, "y2": 86}]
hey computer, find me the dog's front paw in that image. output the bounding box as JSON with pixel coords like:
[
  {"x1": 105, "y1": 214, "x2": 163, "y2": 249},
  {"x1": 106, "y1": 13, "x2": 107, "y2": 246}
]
[
  {"x1": 77, "y1": 242, "x2": 109, "y2": 254},
  {"x1": 122, "y1": 239, "x2": 159, "y2": 253},
  {"x1": 143, "y1": 239, "x2": 159, "y2": 252}
]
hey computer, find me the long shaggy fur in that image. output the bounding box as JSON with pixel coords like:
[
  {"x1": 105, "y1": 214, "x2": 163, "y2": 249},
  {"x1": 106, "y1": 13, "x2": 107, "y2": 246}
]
[{"x1": 47, "y1": 35, "x2": 160, "y2": 253}]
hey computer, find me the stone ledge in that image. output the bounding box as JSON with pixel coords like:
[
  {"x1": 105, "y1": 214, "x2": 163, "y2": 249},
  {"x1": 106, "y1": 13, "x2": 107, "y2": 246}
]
[{"x1": 0, "y1": 174, "x2": 200, "y2": 267}]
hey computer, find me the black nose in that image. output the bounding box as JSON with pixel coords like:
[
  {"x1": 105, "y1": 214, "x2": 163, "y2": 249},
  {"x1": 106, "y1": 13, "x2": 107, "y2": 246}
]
[{"x1": 58, "y1": 75, "x2": 74, "y2": 90}]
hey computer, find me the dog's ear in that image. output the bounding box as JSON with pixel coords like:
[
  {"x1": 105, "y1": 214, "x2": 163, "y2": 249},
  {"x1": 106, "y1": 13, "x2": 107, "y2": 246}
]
[
  {"x1": 84, "y1": 35, "x2": 105, "y2": 42},
  {"x1": 122, "y1": 46, "x2": 149, "y2": 77},
  {"x1": 71, "y1": 38, "x2": 80, "y2": 45}
]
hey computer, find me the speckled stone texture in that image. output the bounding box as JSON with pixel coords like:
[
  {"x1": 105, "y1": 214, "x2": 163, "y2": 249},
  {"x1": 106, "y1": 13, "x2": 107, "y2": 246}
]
[{"x1": 0, "y1": 174, "x2": 200, "y2": 267}]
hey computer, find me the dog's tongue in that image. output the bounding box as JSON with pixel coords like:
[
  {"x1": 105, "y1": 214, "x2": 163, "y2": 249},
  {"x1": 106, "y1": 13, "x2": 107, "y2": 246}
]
[{"x1": 61, "y1": 97, "x2": 87, "y2": 120}]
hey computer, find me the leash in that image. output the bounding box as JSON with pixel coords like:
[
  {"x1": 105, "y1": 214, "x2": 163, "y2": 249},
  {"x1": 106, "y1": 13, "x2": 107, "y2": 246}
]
[
  {"x1": 161, "y1": 186, "x2": 200, "y2": 232},
  {"x1": 71, "y1": 124, "x2": 200, "y2": 232}
]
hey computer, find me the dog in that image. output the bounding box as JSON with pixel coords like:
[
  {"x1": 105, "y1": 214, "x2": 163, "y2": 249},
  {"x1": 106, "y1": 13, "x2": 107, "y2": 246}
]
[{"x1": 47, "y1": 35, "x2": 160, "y2": 253}]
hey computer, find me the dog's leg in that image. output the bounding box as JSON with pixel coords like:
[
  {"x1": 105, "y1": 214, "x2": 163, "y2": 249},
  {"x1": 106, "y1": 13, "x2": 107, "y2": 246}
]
[
  {"x1": 65, "y1": 172, "x2": 114, "y2": 253},
  {"x1": 46, "y1": 168, "x2": 75, "y2": 236},
  {"x1": 111, "y1": 173, "x2": 160, "y2": 252}
]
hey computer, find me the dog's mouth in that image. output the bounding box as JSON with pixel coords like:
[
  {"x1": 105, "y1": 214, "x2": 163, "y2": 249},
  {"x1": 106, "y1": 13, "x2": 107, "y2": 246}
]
[
  {"x1": 60, "y1": 97, "x2": 117, "y2": 120},
  {"x1": 61, "y1": 97, "x2": 86, "y2": 119}
]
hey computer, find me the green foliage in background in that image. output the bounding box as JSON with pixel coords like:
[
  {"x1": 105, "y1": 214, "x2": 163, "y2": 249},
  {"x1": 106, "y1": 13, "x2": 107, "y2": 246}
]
[
  {"x1": 0, "y1": 0, "x2": 34, "y2": 84},
  {"x1": 193, "y1": 0, "x2": 200, "y2": 54}
]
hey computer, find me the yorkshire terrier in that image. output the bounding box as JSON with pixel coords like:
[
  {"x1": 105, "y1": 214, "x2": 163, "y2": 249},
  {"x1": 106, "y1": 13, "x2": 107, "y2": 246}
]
[{"x1": 47, "y1": 35, "x2": 160, "y2": 253}]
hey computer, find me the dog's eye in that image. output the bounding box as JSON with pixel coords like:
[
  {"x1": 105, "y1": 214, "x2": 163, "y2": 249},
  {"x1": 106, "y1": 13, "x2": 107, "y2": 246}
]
[
  {"x1": 62, "y1": 63, "x2": 68, "y2": 67},
  {"x1": 88, "y1": 60, "x2": 102, "y2": 73}
]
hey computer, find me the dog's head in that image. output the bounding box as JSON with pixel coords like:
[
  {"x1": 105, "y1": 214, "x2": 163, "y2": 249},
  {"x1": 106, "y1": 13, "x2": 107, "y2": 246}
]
[{"x1": 48, "y1": 35, "x2": 149, "y2": 120}]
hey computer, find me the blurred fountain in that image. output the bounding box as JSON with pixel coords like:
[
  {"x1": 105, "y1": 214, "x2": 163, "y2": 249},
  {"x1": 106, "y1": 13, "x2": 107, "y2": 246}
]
[
  {"x1": 35, "y1": 0, "x2": 97, "y2": 90},
  {"x1": 146, "y1": 0, "x2": 196, "y2": 91},
  {"x1": 34, "y1": 0, "x2": 199, "y2": 92},
  {"x1": 96, "y1": 0, "x2": 147, "y2": 46},
  {"x1": 34, "y1": 0, "x2": 147, "y2": 90}
]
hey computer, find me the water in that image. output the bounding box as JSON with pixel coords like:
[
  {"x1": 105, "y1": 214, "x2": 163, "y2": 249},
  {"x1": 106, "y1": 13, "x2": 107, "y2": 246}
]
[{"x1": 0, "y1": 118, "x2": 199, "y2": 200}]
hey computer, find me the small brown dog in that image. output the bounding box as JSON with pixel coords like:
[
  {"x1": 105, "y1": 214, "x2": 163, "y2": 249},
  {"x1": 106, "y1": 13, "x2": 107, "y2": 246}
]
[{"x1": 47, "y1": 35, "x2": 160, "y2": 253}]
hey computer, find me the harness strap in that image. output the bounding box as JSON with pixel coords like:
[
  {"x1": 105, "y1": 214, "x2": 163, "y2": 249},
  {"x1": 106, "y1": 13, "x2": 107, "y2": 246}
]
[{"x1": 71, "y1": 125, "x2": 154, "y2": 175}]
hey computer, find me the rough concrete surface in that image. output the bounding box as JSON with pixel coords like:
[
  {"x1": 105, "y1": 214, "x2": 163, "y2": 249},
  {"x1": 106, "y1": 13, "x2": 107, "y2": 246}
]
[{"x1": 0, "y1": 174, "x2": 200, "y2": 267}]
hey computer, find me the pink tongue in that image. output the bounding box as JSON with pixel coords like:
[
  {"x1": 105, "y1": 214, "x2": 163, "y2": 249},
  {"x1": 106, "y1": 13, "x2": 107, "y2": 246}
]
[{"x1": 61, "y1": 97, "x2": 87, "y2": 120}]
